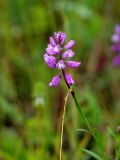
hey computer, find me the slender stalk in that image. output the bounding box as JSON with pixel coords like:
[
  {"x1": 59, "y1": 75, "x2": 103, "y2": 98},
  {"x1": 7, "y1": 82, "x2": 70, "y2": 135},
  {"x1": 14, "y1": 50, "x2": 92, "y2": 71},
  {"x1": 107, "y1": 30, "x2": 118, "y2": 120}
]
[{"x1": 60, "y1": 88, "x2": 72, "y2": 160}]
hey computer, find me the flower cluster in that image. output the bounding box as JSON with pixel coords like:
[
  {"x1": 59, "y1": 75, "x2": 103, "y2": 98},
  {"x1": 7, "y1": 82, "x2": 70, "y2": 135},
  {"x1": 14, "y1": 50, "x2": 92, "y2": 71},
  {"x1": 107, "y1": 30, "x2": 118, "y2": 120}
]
[
  {"x1": 44, "y1": 32, "x2": 81, "y2": 87},
  {"x1": 111, "y1": 24, "x2": 120, "y2": 67}
]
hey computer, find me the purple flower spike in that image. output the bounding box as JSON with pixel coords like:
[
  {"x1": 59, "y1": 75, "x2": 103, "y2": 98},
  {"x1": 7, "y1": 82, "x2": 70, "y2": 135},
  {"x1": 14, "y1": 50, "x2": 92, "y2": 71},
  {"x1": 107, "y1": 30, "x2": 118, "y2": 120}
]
[
  {"x1": 62, "y1": 49, "x2": 75, "y2": 58},
  {"x1": 66, "y1": 61, "x2": 81, "y2": 68},
  {"x1": 49, "y1": 37, "x2": 56, "y2": 46},
  {"x1": 44, "y1": 54, "x2": 56, "y2": 68},
  {"x1": 44, "y1": 31, "x2": 81, "y2": 87},
  {"x1": 65, "y1": 73, "x2": 74, "y2": 85},
  {"x1": 111, "y1": 24, "x2": 120, "y2": 54},
  {"x1": 111, "y1": 25, "x2": 120, "y2": 67},
  {"x1": 54, "y1": 32, "x2": 66, "y2": 45},
  {"x1": 64, "y1": 40, "x2": 75, "y2": 49},
  {"x1": 56, "y1": 60, "x2": 66, "y2": 69},
  {"x1": 49, "y1": 75, "x2": 61, "y2": 87}
]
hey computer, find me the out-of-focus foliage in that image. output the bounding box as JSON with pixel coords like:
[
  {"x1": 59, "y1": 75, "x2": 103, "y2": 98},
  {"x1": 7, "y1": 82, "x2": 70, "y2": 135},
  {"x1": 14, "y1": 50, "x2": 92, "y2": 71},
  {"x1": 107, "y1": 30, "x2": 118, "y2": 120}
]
[{"x1": 0, "y1": 0, "x2": 120, "y2": 159}]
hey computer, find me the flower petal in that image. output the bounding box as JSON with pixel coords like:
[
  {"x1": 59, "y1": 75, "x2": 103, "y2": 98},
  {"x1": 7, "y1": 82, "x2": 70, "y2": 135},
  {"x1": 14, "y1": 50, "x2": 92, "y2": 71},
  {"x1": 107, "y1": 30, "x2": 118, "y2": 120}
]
[
  {"x1": 54, "y1": 32, "x2": 66, "y2": 45},
  {"x1": 46, "y1": 44, "x2": 61, "y2": 55},
  {"x1": 46, "y1": 44, "x2": 56, "y2": 55},
  {"x1": 56, "y1": 60, "x2": 66, "y2": 69},
  {"x1": 112, "y1": 44, "x2": 120, "y2": 52},
  {"x1": 44, "y1": 53, "x2": 56, "y2": 68},
  {"x1": 53, "y1": 45, "x2": 61, "y2": 54},
  {"x1": 64, "y1": 40, "x2": 75, "y2": 49},
  {"x1": 49, "y1": 75, "x2": 61, "y2": 87},
  {"x1": 115, "y1": 24, "x2": 120, "y2": 34},
  {"x1": 65, "y1": 73, "x2": 74, "y2": 85},
  {"x1": 49, "y1": 37, "x2": 56, "y2": 46},
  {"x1": 112, "y1": 55, "x2": 120, "y2": 67},
  {"x1": 111, "y1": 34, "x2": 120, "y2": 43},
  {"x1": 66, "y1": 61, "x2": 81, "y2": 68},
  {"x1": 62, "y1": 49, "x2": 75, "y2": 58},
  {"x1": 60, "y1": 33, "x2": 66, "y2": 45}
]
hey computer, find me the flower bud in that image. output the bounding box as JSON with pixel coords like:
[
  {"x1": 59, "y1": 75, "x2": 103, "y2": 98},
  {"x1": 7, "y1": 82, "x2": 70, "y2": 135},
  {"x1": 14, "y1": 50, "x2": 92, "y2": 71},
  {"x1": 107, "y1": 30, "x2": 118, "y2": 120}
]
[
  {"x1": 64, "y1": 40, "x2": 75, "y2": 49},
  {"x1": 49, "y1": 37, "x2": 56, "y2": 46},
  {"x1": 49, "y1": 75, "x2": 61, "y2": 87},
  {"x1": 65, "y1": 73, "x2": 74, "y2": 85},
  {"x1": 44, "y1": 54, "x2": 56, "y2": 68},
  {"x1": 54, "y1": 32, "x2": 66, "y2": 45},
  {"x1": 56, "y1": 60, "x2": 66, "y2": 69},
  {"x1": 66, "y1": 61, "x2": 81, "y2": 68},
  {"x1": 62, "y1": 49, "x2": 75, "y2": 58}
]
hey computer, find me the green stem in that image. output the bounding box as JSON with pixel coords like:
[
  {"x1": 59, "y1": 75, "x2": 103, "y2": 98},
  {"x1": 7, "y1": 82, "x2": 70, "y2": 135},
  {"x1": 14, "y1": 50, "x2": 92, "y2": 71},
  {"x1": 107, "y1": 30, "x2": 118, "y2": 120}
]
[
  {"x1": 62, "y1": 70, "x2": 96, "y2": 140},
  {"x1": 71, "y1": 90, "x2": 96, "y2": 140}
]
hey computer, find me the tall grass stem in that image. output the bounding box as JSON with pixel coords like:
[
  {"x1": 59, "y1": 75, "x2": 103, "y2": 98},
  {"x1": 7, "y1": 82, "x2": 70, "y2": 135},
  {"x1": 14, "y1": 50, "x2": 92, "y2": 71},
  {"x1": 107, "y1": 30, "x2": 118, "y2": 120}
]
[{"x1": 60, "y1": 88, "x2": 72, "y2": 160}]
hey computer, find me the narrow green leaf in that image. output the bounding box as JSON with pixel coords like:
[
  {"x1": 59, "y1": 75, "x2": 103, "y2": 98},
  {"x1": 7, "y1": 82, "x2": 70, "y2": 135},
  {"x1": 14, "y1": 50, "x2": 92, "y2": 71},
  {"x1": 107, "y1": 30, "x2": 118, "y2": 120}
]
[
  {"x1": 75, "y1": 128, "x2": 89, "y2": 132},
  {"x1": 81, "y1": 148, "x2": 103, "y2": 160},
  {"x1": 107, "y1": 127, "x2": 116, "y2": 138}
]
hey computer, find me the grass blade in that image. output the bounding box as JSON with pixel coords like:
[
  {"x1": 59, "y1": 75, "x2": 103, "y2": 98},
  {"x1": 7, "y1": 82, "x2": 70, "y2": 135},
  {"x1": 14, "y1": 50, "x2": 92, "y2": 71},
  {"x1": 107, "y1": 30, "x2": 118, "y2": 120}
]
[{"x1": 81, "y1": 148, "x2": 104, "y2": 160}]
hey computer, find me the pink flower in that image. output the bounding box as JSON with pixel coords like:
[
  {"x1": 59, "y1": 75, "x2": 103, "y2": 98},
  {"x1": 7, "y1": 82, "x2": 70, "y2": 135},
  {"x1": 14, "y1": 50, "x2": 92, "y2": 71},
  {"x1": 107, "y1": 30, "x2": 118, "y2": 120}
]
[
  {"x1": 62, "y1": 49, "x2": 75, "y2": 58},
  {"x1": 64, "y1": 40, "x2": 75, "y2": 49},
  {"x1": 66, "y1": 61, "x2": 81, "y2": 68},
  {"x1": 44, "y1": 32, "x2": 81, "y2": 87},
  {"x1": 111, "y1": 24, "x2": 120, "y2": 67},
  {"x1": 65, "y1": 73, "x2": 74, "y2": 85},
  {"x1": 44, "y1": 54, "x2": 56, "y2": 68},
  {"x1": 56, "y1": 60, "x2": 66, "y2": 69},
  {"x1": 112, "y1": 55, "x2": 120, "y2": 67},
  {"x1": 49, "y1": 75, "x2": 61, "y2": 87},
  {"x1": 54, "y1": 32, "x2": 66, "y2": 45}
]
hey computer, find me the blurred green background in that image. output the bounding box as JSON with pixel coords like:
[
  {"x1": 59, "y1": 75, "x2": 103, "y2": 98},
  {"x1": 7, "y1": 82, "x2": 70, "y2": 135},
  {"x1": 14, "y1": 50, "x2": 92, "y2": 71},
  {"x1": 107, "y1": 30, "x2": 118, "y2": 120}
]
[{"x1": 0, "y1": 0, "x2": 120, "y2": 159}]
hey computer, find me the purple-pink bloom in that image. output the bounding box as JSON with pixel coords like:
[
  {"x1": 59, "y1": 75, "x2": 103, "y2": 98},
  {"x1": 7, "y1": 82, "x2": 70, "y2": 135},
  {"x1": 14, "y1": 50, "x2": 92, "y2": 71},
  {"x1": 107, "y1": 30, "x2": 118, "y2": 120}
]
[
  {"x1": 66, "y1": 61, "x2": 81, "y2": 68},
  {"x1": 115, "y1": 24, "x2": 120, "y2": 34},
  {"x1": 54, "y1": 32, "x2": 66, "y2": 45},
  {"x1": 65, "y1": 73, "x2": 74, "y2": 85},
  {"x1": 62, "y1": 49, "x2": 75, "y2": 58},
  {"x1": 46, "y1": 44, "x2": 61, "y2": 55},
  {"x1": 56, "y1": 60, "x2": 66, "y2": 69},
  {"x1": 44, "y1": 31, "x2": 81, "y2": 87},
  {"x1": 112, "y1": 55, "x2": 120, "y2": 67},
  {"x1": 111, "y1": 24, "x2": 120, "y2": 54},
  {"x1": 112, "y1": 34, "x2": 120, "y2": 43},
  {"x1": 112, "y1": 44, "x2": 120, "y2": 52},
  {"x1": 111, "y1": 24, "x2": 120, "y2": 67},
  {"x1": 49, "y1": 75, "x2": 61, "y2": 87},
  {"x1": 49, "y1": 37, "x2": 56, "y2": 46},
  {"x1": 64, "y1": 40, "x2": 75, "y2": 49},
  {"x1": 44, "y1": 54, "x2": 56, "y2": 68}
]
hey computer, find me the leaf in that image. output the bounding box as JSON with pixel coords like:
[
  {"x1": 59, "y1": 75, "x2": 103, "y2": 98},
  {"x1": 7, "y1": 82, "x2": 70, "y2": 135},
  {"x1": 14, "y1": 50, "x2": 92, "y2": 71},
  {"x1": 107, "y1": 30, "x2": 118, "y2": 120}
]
[
  {"x1": 81, "y1": 148, "x2": 104, "y2": 160},
  {"x1": 107, "y1": 127, "x2": 116, "y2": 138},
  {"x1": 76, "y1": 128, "x2": 89, "y2": 132}
]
